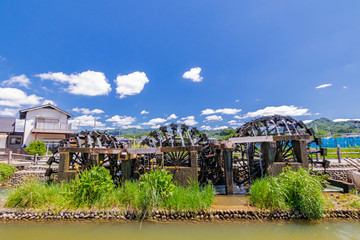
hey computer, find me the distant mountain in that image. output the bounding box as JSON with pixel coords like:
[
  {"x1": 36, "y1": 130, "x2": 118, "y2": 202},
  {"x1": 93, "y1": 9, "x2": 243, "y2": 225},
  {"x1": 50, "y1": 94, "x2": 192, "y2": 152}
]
[
  {"x1": 102, "y1": 118, "x2": 359, "y2": 139},
  {"x1": 306, "y1": 118, "x2": 360, "y2": 136},
  {"x1": 106, "y1": 128, "x2": 152, "y2": 137}
]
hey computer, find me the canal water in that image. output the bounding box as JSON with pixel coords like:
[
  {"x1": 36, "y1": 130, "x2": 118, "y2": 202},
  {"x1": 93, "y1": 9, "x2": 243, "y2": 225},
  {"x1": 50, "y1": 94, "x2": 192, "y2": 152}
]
[
  {"x1": 1, "y1": 189, "x2": 360, "y2": 239},
  {"x1": 0, "y1": 221, "x2": 360, "y2": 240}
]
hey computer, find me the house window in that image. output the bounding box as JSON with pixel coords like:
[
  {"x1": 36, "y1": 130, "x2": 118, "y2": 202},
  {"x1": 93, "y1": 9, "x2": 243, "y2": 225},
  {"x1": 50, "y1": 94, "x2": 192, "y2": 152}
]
[
  {"x1": 43, "y1": 140, "x2": 61, "y2": 153},
  {"x1": 9, "y1": 137, "x2": 22, "y2": 145}
]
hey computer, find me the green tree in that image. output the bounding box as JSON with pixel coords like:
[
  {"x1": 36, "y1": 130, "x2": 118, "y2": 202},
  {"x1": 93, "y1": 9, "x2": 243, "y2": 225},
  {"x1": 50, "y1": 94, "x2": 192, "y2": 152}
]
[{"x1": 25, "y1": 141, "x2": 47, "y2": 156}]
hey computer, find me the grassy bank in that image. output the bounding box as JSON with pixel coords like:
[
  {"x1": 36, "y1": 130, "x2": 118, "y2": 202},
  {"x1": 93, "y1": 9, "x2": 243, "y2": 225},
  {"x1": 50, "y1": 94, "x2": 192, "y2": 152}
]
[
  {"x1": 249, "y1": 168, "x2": 327, "y2": 219},
  {"x1": 5, "y1": 167, "x2": 215, "y2": 213}
]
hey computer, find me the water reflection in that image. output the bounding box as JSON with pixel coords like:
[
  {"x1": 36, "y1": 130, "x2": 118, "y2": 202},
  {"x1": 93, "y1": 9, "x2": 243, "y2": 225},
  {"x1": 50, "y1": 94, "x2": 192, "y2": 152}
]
[{"x1": 0, "y1": 221, "x2": 359, "y2": 240}]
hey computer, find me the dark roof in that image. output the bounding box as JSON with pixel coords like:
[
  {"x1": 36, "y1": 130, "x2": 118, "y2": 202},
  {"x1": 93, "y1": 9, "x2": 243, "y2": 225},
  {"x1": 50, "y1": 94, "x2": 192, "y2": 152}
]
[
  {"x1": 19, "y1": 103, "x2": 73, "y2": 119},
  {"x1": 0, "y1": 117, "x2": 15, "y2": 133}
]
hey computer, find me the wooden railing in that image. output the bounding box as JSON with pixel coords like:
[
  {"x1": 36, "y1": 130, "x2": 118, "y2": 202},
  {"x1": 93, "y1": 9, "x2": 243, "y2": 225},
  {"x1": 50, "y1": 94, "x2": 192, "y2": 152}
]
[
  {"x1": 0, "y1": 151, "x2": 50, "y2": 166},
  {"x1": 318, "y1": 146, "x2": 360, "y2": 163}
]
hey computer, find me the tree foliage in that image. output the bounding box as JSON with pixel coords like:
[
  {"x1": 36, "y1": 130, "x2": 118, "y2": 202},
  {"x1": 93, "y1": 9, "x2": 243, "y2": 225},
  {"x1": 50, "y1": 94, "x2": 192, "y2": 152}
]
[{"x1": 25, "y1": 141, "x2": 47, "y2": 156}]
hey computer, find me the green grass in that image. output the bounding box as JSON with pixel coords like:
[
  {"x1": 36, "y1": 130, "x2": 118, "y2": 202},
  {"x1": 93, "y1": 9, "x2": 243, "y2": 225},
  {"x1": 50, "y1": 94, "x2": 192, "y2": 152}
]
[
  {"x1": 249, "y1": 168, "x2": 326, "y2": 219},
  {"x1": 161, "y1": 181, "x2": 215, "y2": 212},
  {"x1": 0, "y1": 163, "x2": 16, "y2": 183},
  {"x1": 5, "y1": 168, "x2": 215, "y2": 214},
  {"x1": 321, "y1": 148, "x2": 360, "y2": 159},
  {"x1": 5, "y1": 181, "x2": 69, "y2": 209}
]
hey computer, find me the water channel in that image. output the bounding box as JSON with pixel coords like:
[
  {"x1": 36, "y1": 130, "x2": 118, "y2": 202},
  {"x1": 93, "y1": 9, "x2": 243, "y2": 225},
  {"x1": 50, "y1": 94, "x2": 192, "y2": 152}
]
[
  {"x1": 0, "y1": 221, "x2": 359, "y2": 240},
  {"x1": 1, "y1": 189, "x2": 360, "y2": 240}
]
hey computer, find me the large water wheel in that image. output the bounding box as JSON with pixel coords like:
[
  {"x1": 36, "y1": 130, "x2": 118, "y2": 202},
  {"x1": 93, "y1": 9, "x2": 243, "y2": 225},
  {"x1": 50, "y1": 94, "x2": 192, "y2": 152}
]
[{"x1": 232, "y1": 115, "x2": 326, "y2": 188}]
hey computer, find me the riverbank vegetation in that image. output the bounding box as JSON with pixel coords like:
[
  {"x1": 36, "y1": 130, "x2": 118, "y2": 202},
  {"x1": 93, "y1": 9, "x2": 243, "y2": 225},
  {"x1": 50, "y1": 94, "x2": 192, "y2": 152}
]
[
  {"x1": 5, "y1": 167, "x2": 215, "y2": 213},
  {"x1": 0, "y1": 163, "x2": 16, "y2": 183},
  {"x1": 249, "y1": 168, "x2": 327, "y2": 219}
]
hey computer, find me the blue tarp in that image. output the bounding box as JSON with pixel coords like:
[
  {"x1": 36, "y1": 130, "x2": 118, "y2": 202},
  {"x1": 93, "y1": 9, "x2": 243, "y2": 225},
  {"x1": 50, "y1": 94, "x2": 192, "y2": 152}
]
[{"x1": 317, "y1": 137, "x2": 360, "y2": 148}]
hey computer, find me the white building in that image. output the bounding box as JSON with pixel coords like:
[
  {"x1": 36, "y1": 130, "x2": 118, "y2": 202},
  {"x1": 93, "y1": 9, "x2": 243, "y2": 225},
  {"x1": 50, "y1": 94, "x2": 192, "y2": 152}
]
[{"x1": 19, "y1": 104, "x2": 74, "y2": 151}]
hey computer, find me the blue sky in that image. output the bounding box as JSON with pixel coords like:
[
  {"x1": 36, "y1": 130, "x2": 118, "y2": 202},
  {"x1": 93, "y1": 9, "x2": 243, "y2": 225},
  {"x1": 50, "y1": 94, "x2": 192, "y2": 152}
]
[{"x1": 0, "y1": 1, "x2": 360, "y2": 131}]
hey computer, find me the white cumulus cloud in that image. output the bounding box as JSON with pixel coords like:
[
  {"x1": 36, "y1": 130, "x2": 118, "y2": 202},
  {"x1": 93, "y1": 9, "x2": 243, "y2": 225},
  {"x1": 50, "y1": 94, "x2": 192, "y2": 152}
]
[
  {"x1": 140, "y1": 110, "x2": 149, "y2": 115},
  {"x1": 167, "y1": 114, "x2": 178, "y2": 120},
  {"x1": 182, "y1": 67, "x2": 203, "y2": 82},
  {"x1": 0, "y1": 87, "x2": 42, "y2": 107},
  {"x1": 215, "y1": 108, "x2": 241, "y2": 115},
  {"x1": 115, "y1": 71, "x2": 149, "y2": 98},
  {"x1": 0, "y1": 108, "x2": 18, "y2": 116},
  {"x1": 333, "y1": 118, "x2": 360, "y2": 122},
  {"x1": 69, "y1": 115, "x2": 106, "y2": 129},
  {"x1": 315, "y1": 83, "x2": 332, "y2": 89},
  {"x1": 72, "y1": 107, "x2": 104, "y2": 115},
  {"x1": 201, "y1": 109, "x2": 216, "y2": 115},
  {"x1": 201, "y1": 108, "x2": 241, "y2": 115},
  {"x1": 303, "y1": 120, "x2": 313, "y2": 124},
  {"x1": 122, "y1": 125, "x2": 143, "y2": 129},
  {"x1": 205, "y1": 115, "x2": 223, "y2": 122},
  {"x1": 213, "y1": 126, "x2": 228, "y2": 131},
  {"x1": 106, "y1": 115, "x2": 136, "y2": 126},
  {"x1": 42, "y1": 100, "x2": 56, "y2": 106},
  {"x1": 142, "y1": 118, "x2": 167, "y2": 126},
  {"x1": 200, "y1": 125, "x2": 212, "y2": 131},
  {"x1": 2, "y1": 74, "x2": 30, "y2": 88},
  {"x1": 227, "y1": 120, "x2": 243, "y2": 127},
  {"x1": 177, "y1": 116, "x2": 198, "y2": 126},
  {"x1": 36, "y1": 70, "x2": 111, "y2": 96},
  {"x1": 235, "y1": 105, "x2": 311, "y2": 119}
]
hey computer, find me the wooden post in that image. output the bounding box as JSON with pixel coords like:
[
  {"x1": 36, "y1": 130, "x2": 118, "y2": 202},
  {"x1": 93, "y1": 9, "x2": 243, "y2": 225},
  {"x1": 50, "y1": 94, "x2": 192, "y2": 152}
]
[
  {"x1": 8, "y1": 151, "x2": 12, "y2": 164},
  {"x1": 34, "y1": 153, "x2": 38, "y2": 165},
  {"x1": 58, "y1": 152, "x2": 70, "y2": 181},
  {"x1": 156, "y1": 153, "x2": 164, "y2": 168},
  {"x1": 261, "y1": 142, "x2": 276, "y2": 172},
  {"x1": 190, "y1": 151, "x2": 197, "y2": 168},
  {"x1": 292, "y1": 140, "x2": 308, "y2": 168},
  {"x1": 121, "y1": 155, "x2": 131, "y2": 180},
  {"x1": 337, "y1": 145, "x2": 342, "y2": 163},
  {"x1": 223, "y1": 148, "x2": 233, "y2": 195}
]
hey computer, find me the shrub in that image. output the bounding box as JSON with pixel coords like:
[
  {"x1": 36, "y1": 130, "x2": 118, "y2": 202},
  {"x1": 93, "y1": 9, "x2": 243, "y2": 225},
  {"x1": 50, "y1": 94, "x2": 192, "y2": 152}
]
[
  {"x1": 25, "y1": 141, "x2": 47, "y2": 156},
  {"x1": 0, "y1": 163, "x2": 16, "y2": 183},
  {"x1": 140, "y1": 169, "x2": 175, "y2": 200},
  {"x1": 249, "y1": 168, "x2": 326, "y2": 219},
  {"x1": 0, "y1": 163, "x2": 16, "y2": 184},
  {"x1": 69, "y1": 166, "x2": 115, "y2": 207}
]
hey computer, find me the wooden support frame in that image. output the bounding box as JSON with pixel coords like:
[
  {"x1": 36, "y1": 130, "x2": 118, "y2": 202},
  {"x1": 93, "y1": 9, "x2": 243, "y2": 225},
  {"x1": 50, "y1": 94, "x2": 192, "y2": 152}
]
[{"x1": 223, "y1": 148, "x2": 233, "y2": 195}]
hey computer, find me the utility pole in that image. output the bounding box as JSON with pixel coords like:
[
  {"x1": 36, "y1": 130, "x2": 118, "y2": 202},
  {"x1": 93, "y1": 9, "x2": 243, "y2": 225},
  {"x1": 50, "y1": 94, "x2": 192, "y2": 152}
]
[
  {"x1": 77, "y1": 121, "x2": 80, "y2": 133},
  {"x1": 93, "y1": 117, "x2": 99, "y2": 130}
]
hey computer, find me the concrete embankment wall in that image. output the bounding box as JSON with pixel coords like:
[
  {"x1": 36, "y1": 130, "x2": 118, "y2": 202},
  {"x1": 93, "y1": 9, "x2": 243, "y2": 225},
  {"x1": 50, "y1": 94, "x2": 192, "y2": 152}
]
[{"x1": 0, "y1": 209, "x2": 360, "y2": 221}]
